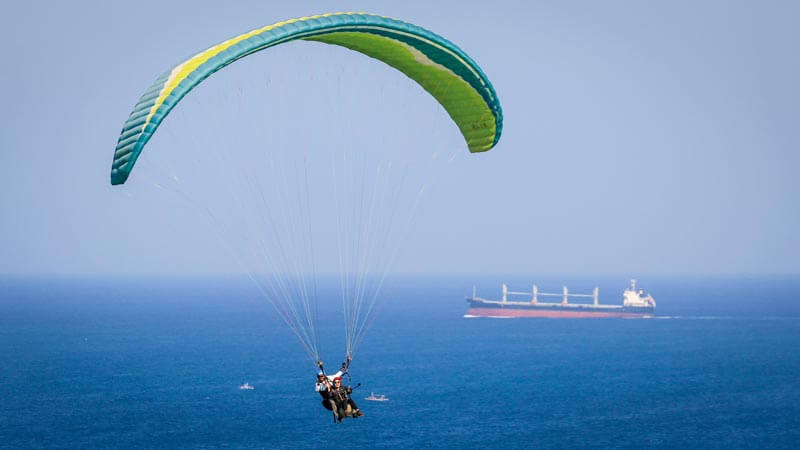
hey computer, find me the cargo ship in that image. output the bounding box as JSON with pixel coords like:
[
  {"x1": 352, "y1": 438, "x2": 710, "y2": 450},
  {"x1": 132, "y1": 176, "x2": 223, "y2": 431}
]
[{"x1": 465, "y1": 279, "x2": 655, "y2": 318}]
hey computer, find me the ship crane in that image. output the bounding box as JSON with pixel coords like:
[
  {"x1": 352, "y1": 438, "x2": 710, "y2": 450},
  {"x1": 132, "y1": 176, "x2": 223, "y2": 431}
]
[{"x1": 502, "y1": 283, "x2": 599, "y2": 305}]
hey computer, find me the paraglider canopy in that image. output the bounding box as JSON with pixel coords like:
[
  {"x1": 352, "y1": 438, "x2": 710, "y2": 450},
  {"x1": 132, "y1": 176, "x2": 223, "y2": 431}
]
[
  {"x1": 111, "y1": 12, "x2": 502, "y2": 185},
  {"x1": 110, "y1": 12, "x2": 503, "y2": 368}
]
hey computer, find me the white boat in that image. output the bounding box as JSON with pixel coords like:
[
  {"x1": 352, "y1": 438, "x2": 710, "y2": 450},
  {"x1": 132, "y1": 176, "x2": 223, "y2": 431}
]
[
  {"x1": 239, "y1": 382, "x2": 254, "y2": 390},
  {"x1": 365, "y1": 392, "x2": 388, "y2": 402}
]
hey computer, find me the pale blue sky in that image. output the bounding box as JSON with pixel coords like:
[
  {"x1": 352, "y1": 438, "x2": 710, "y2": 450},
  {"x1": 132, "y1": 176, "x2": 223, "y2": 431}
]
[{"x1": 1, "y1": 0, "x2": 798, "y2": 275}]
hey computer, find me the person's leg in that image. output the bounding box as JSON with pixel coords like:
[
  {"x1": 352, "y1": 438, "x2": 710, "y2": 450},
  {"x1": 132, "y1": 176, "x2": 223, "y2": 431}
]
[
  {"x1": 328, "y1": 399, "x2": 341, "y2": 420},
  {"x1": 336, "y1": 404, "x2": 346, "y2": 421},
  {"x1": 348, "y1": 398, "x2": 363, "y2": 417}
]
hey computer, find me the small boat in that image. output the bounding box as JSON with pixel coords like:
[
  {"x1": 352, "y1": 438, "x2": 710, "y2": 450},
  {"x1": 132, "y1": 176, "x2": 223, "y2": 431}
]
[
  {"x1": 239, "y1": 382, "x2": 254, "y2": 390},
  {"x1": 365, "y1": 392, "x2": 388, "y2": 402}
]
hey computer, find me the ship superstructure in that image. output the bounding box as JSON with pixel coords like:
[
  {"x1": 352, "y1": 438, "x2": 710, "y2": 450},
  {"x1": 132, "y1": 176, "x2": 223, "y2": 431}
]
[{"x1": 465, "y1": 279, "x2": 655, "y2": 318}]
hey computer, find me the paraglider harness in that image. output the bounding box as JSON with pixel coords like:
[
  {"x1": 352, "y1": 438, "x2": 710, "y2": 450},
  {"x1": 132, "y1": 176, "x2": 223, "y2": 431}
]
[{"x1": 317, "y1": 357, "x2": 360, "y2": 423}]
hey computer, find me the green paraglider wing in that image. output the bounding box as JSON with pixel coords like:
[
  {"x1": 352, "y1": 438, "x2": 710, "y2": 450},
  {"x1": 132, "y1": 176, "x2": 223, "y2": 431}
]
[{"x1": 111, "y1": 12, "x2": 503, "y2": 185}]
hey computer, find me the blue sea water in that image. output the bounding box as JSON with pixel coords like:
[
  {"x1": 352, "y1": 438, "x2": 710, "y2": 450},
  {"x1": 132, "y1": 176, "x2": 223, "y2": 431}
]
[{"x1": 1, "y1": 275, "x2": 799, "y2": 448}]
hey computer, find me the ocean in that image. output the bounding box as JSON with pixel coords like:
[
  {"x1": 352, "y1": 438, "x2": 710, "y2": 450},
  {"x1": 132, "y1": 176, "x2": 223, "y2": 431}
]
[{"x1": 1, "y1": 275, "x2": 799, "y2": 448}]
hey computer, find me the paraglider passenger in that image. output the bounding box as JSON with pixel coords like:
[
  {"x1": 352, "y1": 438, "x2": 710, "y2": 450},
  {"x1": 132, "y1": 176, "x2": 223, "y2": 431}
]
[{"x1": 329, "y1": 377, "x2": 363, "y2": 421}]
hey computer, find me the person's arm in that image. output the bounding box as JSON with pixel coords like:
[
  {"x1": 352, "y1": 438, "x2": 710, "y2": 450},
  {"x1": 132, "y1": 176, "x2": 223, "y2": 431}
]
[{"x1": 325, "y1": 370, "x2": 343, "y2": 381}]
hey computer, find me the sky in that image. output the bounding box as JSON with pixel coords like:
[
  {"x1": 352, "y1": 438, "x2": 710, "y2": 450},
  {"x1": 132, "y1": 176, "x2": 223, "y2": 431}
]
[{"x1": 1, "y1": 0, "x2": 798, "y2": 276}]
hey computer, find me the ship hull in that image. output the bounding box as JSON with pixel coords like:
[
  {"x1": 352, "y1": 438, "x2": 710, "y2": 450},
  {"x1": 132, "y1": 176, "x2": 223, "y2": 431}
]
[{"x1": 465, "y1": 299, "x2": 654, "y2": 319}]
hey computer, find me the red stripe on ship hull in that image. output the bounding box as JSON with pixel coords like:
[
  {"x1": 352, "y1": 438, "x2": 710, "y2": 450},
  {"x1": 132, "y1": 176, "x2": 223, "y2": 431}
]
[{"x1": 465, "y1": 308, "x2": 648, "y2": 319}]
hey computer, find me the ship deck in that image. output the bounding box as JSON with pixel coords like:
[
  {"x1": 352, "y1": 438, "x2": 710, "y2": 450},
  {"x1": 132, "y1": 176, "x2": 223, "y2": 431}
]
[{"x1": 469, "y1": 297, "x2": 624, "y2": 310}]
